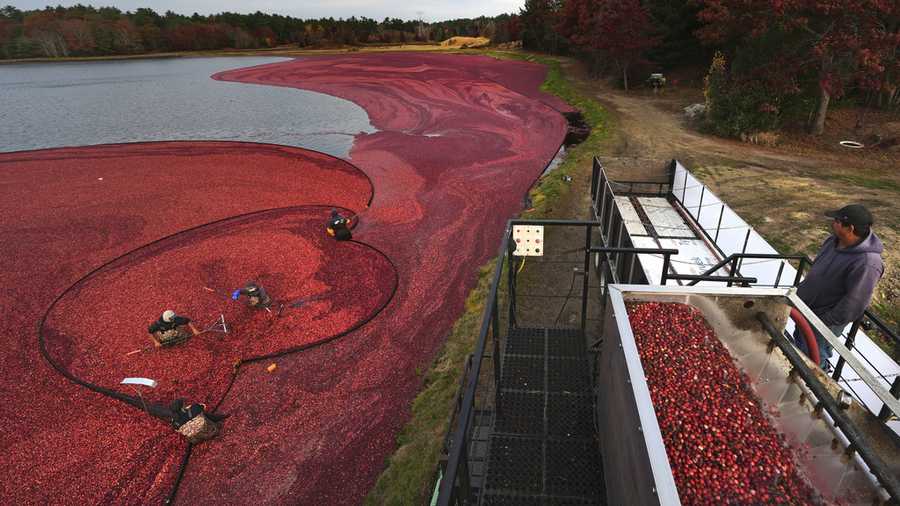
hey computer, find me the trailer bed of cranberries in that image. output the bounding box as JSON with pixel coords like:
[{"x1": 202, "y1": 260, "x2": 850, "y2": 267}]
[{"x1": 627, "y1": 302, "x2": 821, "y2": 505}]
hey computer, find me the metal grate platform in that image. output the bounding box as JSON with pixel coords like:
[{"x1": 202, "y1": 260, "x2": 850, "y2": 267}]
[
  {"x1": 501, "y1": 355, "x2": 545, "y2": 390},
  {"x1": 481, "y1": 328, "x2": 605, "y2": 505},
  {"x1": 495, "y1": 391, "x2": 544, "y2": 435}
]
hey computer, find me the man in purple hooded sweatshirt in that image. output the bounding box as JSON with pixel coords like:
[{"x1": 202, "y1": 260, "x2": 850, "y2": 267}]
[{"x1": 795, "y1": 204, "x2": 884, "y2": 371}]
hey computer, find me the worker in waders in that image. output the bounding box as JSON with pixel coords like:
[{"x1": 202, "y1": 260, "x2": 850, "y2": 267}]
[
  {"x1": 326, "y1": 209, "x2": 354, "y2": 241},
  {"x1": 147, "y1": 310, "x2": 199, "y2": 348},
  {"x1": 232, "y1": 281, "x2": 272, "y2": 309},
  {"x1": 169, "y1": 399, "x2": 223, "y2": 444}
]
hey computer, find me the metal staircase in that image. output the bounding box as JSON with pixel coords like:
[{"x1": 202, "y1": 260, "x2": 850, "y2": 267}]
[{"x1": 480, "y1": 327, "x2": 604, "y2": 505}]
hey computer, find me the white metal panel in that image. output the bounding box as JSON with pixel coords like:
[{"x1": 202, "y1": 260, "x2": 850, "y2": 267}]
[
  {"x1": 637, "y1": 197, "x2": 694, "y2": 238},
  {"x1": 615, "y1": 196, "x2": 649, "y2": 236},
  {"x1": 632, "y1": 236, "x2": 665, "y2": 283},
  {"x1": 657, "y1": 237, "x2": 720, "y2": 281},
  {"x1": 671, "y1": 161, "x2": 900, "y2": 424}
]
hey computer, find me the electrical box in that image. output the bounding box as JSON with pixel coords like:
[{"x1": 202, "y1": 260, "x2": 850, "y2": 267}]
[{"x1": 512, "y1": 225, "x2": 544, "y2": 256}]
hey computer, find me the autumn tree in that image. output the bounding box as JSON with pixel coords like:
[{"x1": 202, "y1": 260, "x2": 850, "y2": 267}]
[
  {"x1": 696, "y1": 0, "x2": 899, "y2": 134},
  {"x1": 59, "y1": 18, "x2": 95, "y2": 54},
  {"x1": 23, "y1": 10, "x2": 67, "y2": 57},
  {"x1": 558, "y1": 0, "x2": 657, "y2": 90},
  {"x1": 642, "y1": 0, "x2": 705, "y2": 66},
  {"x1": 520, "y1": 0, "x2": 565, "y2": 53}
]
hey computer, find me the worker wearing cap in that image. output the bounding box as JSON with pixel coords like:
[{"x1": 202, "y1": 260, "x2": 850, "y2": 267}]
[
  {"x1": 326, "y1": 209, "x2": 354, "y2": 241},
  {"x1": 232, "y1": 281, "x2": 272, "y2": 308},
  {"x1": 147, "y1": 310, "x2": 199, "y2": 348},
  {"x1": 795, "y1": 204, "x2": 884, "y2": 371}
]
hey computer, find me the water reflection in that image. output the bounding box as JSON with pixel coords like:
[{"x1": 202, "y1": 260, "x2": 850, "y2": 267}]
[{"x1": 0, "y1": 57, "x2": 375, "y2": 157}]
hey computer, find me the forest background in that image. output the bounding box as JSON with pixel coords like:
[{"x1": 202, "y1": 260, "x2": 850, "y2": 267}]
[{"x1": 3, "y1": 1, "x2": 898, "y2": 137}]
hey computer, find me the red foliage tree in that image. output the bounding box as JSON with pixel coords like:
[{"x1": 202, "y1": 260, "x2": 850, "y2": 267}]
[
  {"x1": 558, "y1": 0, "x2": 657, "y2": 90},
  {"x1": 23, "y1": 10, "x2": 67, "y2": 57},
  {"x1": 59, "y1": 18, "x2": 95, "y2": 55},
  {"x1": 167, "y1": 24, "x2": 201, "y2": 51},
  {"x1": 0, "y1": 18, "x2": 12, "y2": 47},
  {"x1": 507, "y1": 14, "x2": 521, "y2": 42},
  {"x1": 696, "y1": 0, "x2": 898, "y2": 134}
]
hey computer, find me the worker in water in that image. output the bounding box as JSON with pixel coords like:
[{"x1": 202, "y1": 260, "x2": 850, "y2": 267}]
[
  {"x1": 795, "y1": 204, "x2": 884, "y2": 372},
  {"x1": 326, "y1": 208, "x2": 354, "y2": 241},
  {"x1": 169, "y1": 399, "x2": 223, "y2": 444},
  {"x1": 232, "y1": 281, "x2": 272, "y2": 308},
  {"x1": 147, "y1": 310, "x2": 199, "y2": 348}
]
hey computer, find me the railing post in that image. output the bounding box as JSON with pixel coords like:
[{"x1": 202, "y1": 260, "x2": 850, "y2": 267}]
[
  {"x1": 740, "y1": 228, "x2": 751, "y2": 255},
  {"x1": 507, "y1": 243, "x2": 517, "y2": 329},
  {"x1": 878, "y1": 376, "x2": 900, "y2": 422},
  {"x1": 456, "y1": 443, "x2": 472, "y2": 503},
  {"x1": 661, "y1": 253, "x2": 671, "y2": 285},
  {"x1": 696, "y1": 186, "x2": 706, "y2": 222},
  {"x1": 598, "y1": 178, "x2": 608, "y2": 224},
  {"x1": 832, "y1": 319, "x2": 860, "y2": 381},
  {"x1": 626, "y1": 253, "x2": 636, "y2": 283},
  {"x1": 604, "y1": 196, "x2": 615, "y2": 241},
  {"x1": 714, "y1": 204, "x2": 725, "y2": 243},
  {"x1": 774, "y1": 261, "x2": 786, "y2": 288},
  {"x1": 491, "y1": 291, "x2": 501, "y2": 390},
  {"x1": 613, "y1": 216, "x2": 625, "y2": 278},
  {"x1": 727, "y1": 256, "x2": 739, "y2": 287},
  {"x1": 580, "y1": 225, "x2": 592, "y2": 333}
]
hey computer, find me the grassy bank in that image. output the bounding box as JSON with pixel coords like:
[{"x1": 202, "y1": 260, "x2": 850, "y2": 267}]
[{"x1": 364, "y1": 51, "x2": 611, "y2": 505}]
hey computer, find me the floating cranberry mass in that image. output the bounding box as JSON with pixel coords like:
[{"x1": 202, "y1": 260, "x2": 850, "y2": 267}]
[{"x1": 1, "y1": 52, "x2": 569, "y2": 504}]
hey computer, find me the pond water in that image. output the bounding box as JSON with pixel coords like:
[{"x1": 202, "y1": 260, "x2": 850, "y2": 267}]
[{"x1": 0, "y1": 57, "x2": 375, "y2": 157}]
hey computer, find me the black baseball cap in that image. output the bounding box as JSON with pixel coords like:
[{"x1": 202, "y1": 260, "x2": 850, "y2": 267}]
[{"x1": 825, "y1": 204, "x2": 873, "y2": 228}]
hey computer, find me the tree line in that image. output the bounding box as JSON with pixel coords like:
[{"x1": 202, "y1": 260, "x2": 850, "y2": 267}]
[
  {"x1": 521, "y1": 0, "x2": 899, "y2": 135},
  {"x1": 3, "y1": 2, "x2": 897, "y2": 137},
  {"x1": 0, "y1": 5, "x2": 519, "y2": 58}
]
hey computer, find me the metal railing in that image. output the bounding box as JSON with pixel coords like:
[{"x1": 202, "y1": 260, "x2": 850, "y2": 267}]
[
  {"x1": 438, "y1": 158, "x2": 899, "y2": 504},
  {"x1": 693, "y1": 251, "x2": 900, "y2": 421},
  {"x1": 591, "y1": 157, "x2": 900, "y2": 421},
  {"x1": 436, "y1": 218, "x2": 682, "y2": 505}
]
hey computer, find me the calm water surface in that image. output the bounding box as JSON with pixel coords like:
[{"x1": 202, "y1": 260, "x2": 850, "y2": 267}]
[{"x1": 0, "y1": 57, "x2": 375, "y2": 157}]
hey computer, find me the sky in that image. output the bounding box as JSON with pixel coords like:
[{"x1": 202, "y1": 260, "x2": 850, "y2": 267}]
[{"x1": 10, "y1": 0, "x2": 525, "y2": 21}]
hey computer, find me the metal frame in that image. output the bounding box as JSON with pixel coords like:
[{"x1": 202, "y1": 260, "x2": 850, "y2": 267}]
[
  {"x1": 436, "y1": 158, "x2": 900, "y2": 505},
  {"x1": 437, "y1": 217, "x2": 686, "y2": 505},
  {"x1": 606, "y1": 284, "x2": 900, "y2": 503},
  {"x1": 599, "y1": 156, "x2": 900, "y2": 421}
]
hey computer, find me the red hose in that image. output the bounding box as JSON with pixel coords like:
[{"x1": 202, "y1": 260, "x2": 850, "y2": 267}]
[{"x1": 789, "y1": 307, "x2": 820, "y2": 366}]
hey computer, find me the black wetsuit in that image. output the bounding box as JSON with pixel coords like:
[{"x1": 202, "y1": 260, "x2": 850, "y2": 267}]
[
  {"x1": 327, "y1": 215, "x2": 352, "y2": 241},
  {"x1": 148, "y1": 315, "x2": 191, "y2": 334},
  {"x1": 170, "y1": 400, "x2": 205, "y2": 429},
  {"x1": 239, "y1": 284, "x2": 271, "y2": 307}
]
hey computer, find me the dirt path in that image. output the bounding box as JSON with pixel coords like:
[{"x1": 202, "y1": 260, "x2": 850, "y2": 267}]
[{"x1": 560, "y1": 59, "x2": 899, "y2": 330}]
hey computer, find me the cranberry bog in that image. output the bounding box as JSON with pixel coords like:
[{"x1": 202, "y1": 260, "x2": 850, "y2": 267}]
[
  {"x1": 0, "y1": 54, "x2": 570, "y2": 504},
  {"x1": 598, "y1": 285, "x2": 894, "y2": 505}
]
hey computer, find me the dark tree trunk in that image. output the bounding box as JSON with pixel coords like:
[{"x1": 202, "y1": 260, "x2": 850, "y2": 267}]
[{"x1": 812, "y1": 83, "x2": 830, "y2": 135}]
